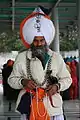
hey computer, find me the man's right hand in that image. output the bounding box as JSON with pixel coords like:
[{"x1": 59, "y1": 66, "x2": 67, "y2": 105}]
[{"x1": 21, "y1": 79, "x2": 37, "y2": 90}]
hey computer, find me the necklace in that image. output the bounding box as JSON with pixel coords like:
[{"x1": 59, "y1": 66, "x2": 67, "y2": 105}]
[{"x1": 26, "y1": 50, "x2": 52, "y2": 86}]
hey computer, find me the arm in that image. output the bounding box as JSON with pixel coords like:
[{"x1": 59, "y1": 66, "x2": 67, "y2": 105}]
[
  {"x1": 45, "y1": 53, "x2": 72, "y2": 96},
  {"x1": 8, "y1": 52, "x2": 37, "y2": 90},
  {"x1": 57, "y1": 54, "x2": 72, "y2": 91},
  {"x1": 8, "y1": 53, "x2": 25, "y2": 89}
]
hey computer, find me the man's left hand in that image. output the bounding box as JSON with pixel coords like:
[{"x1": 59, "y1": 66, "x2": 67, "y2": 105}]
[{"x1": 45, "y1": 84, "x2": 58, "y2": 96}]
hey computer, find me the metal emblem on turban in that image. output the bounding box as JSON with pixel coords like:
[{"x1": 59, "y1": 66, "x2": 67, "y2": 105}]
[
  {"x1": 34, "y1": 15, "x2": 41, "y2": 32},
  {"x1": 34, "y1": 7, "x2": 41, "y2": 32}
]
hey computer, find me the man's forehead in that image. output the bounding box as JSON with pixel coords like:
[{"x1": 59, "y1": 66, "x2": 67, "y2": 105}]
[{"x1": 34, "y1": 36, "x2": 45, "y2": 40}]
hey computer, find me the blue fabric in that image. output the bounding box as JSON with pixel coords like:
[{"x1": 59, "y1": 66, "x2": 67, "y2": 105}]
[{"x1": 17, "y1": 92, "x2": 31, "y2": 118}]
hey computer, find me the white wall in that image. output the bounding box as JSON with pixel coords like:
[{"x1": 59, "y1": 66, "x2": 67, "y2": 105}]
[{"x1": 60, "y1": 49, "x2": 79, "y2": 58}]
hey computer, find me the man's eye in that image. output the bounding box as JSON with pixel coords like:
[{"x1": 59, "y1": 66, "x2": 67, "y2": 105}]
[
  {"x1": 34, "y1": 39, "x2": 37, "y2": 42},
  {"x1": 40, "y1": 39, "x2": 45, "y2": 42}
]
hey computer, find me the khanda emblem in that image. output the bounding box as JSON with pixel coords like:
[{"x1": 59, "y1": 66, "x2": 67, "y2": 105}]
[{"x1": 34, "y1": 7, "x2": 41, "y2": 32}]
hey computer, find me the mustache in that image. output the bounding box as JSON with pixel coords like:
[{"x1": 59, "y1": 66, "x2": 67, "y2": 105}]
[
  {"x1": 32, "y1": 45, "x2": 46, "y2": 50},
  {"x1": 31, "y1": 45, "x2": 47, "y2": 51},
  {"x1": 34, "y1": 46, "x2": 45, "y2": 53}
]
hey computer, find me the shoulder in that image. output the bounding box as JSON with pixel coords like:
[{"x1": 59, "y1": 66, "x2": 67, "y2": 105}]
[
  {"x1": 48, "y1": 49, "x2": 63, "y2": 60},
  {"x1": 14, "y1": 51, "x2": 27, "y2": 64},
  {"x1": 18, "y1": 50, "x2": 27, "y2": 57},
  {"x1": 17, "y1": 49, "x2": 32, "y2": 60}
]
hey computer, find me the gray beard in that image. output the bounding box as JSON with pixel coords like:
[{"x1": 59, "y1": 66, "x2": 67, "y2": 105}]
[{"x1": 31, "y1": 45, "x2": 48, "y2": 61}]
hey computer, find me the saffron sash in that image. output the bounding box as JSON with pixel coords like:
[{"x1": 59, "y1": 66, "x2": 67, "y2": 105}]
[{"x1": 26, "y1": 88, "x2": 50, "y2": 120}]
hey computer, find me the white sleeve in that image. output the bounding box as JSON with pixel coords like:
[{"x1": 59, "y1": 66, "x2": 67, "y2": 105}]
[
  {"x1": 56, "y1": 54, "x2": 72, "y2": 91},
  {"x1": 8, "y1": 53, "x2": 24, "y2": 89}
]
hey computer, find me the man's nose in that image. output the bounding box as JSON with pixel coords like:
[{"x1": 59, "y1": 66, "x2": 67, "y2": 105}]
[{"x1": 37, "y1": 41, "x2": 42, "y2": 46}]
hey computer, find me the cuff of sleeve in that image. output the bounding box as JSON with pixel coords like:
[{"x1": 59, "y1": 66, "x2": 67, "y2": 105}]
[
  {"x1": 55, "y1": 83, "x2": 61, "y2": 92},
  {"x1": 18, "y1": 78, "x2": 24, "y2": 87}
]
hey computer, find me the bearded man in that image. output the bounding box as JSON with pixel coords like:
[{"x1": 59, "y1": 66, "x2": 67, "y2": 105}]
[{"x1": 8, "y1": 6, "x2": 72, "y2": 120}]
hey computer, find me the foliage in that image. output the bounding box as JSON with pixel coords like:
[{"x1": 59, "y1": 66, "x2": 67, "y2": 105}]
[
  {"x1": 0, "y1": 26, "x2": 78, "y2": 52},
  {"x1": 0, "y1": 31, "x2": 25, "y2": 52},
  {"x1": 60, "y1": 32, "x2": 78, "y2": 51},
  {"x1": 60, "y1": 22, "x2": 78, "y2": 51}
]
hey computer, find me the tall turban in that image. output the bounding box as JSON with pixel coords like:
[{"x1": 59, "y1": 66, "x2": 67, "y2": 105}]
[{"x1": 20, "y1": 7, "x2": 55, "y2": 48}]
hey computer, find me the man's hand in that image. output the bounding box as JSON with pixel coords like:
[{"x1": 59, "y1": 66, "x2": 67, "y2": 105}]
[
  {"x1": 21, "y1": 79, "x2": 37, "y2": 90},
  {"x1": 45, "y1": 84, "x2": 58, "y2": 96}
]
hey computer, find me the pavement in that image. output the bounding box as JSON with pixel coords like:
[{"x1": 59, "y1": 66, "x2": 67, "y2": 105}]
[{"x1": 63, "y1": 99, "x2": 80, "y2": 120}]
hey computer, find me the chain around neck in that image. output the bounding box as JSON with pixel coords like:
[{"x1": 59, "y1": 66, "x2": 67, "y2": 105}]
[{"x1": 26, "y1": 51, "x2": 52, "y2": 87}]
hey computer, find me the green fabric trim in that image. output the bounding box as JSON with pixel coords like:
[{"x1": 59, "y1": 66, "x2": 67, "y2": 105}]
[{"x1": 44, "y1": 53, "x2": 50, "y2": 69}]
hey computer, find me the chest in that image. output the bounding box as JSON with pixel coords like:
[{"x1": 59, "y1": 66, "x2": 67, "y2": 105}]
[{"x1": 27, "y1": 56, "x2": 58, "y2": 85}]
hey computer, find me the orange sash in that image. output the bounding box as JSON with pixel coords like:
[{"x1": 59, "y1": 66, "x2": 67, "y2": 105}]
[{"x1": 26, "y1": 88, "x2": 50, "y2": 120}]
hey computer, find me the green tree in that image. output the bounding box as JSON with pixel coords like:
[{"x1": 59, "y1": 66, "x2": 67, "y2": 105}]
[
  {"x1": 0, "y1": 31, "x2": 25, "y2": 52},
  {"x1": 60, "y1": 35, "x2": 78, "y2": 51},
  {"x1": 0, "y1": 29, "x2": 78, "y2": 52}
]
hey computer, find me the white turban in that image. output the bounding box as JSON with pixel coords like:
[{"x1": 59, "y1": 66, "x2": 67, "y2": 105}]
[{"x1": 20, "y1": 7, "x2": 55, "y2": 48}]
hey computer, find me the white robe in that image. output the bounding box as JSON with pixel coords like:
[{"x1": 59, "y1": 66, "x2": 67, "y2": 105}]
[{"x1": 8, "y1": 48, "x2": 72, "y2": 116}]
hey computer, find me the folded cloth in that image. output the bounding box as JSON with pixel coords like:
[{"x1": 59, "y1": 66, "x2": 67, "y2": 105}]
[{"x1": 29, "y1": 88, "x2": 50, "y2": 120}]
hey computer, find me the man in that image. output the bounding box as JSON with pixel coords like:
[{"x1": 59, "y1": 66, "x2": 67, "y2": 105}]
[{"x1": 8, "y1": 7, "x2": 72, "y2": 120}]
